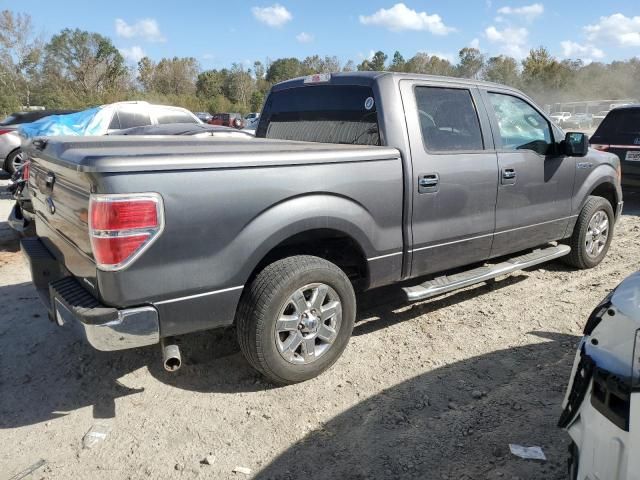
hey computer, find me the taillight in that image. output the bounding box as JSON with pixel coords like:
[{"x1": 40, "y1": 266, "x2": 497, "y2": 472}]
[
  {"x1": 88, "y1": 193, "x2": 164, "y2": 271},
  {"x1": 22, "y1": 160, "x2": 30, "y2": 181},
  {"x1": 592, "y1": 144, "x2": 610, "y2": 151},
  {"x1": 0, "y1": 129, "x2": 13, "y2": 136}
]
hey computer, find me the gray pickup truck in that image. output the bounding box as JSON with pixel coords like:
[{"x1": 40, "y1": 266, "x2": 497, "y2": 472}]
[{"x1": 22, "y1": 72, "x2": 623, "y2": 384}]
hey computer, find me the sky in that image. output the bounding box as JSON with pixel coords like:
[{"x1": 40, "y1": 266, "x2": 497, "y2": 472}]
[{"x1": 4, "y1": 0, "x2": 640, "y2": 69}]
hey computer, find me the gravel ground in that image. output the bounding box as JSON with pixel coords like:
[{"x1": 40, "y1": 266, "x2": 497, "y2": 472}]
[{"x1": 2, "y1": 172, "x2": 640, "y2": 480}]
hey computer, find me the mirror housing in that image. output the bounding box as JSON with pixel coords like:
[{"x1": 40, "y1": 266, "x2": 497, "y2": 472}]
[{"x1": 564, "y1": 132, "x2": 589, "y2": 157}]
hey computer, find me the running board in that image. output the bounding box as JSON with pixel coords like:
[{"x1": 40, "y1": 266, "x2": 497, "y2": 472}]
[{"x1": 403, "y1": 244, "x2": 571, "y2": 302}]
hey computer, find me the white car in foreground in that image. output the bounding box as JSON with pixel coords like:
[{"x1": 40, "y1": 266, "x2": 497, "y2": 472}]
[{"x1": 560, "y1": 271, "x2": 640, "y2": 480}]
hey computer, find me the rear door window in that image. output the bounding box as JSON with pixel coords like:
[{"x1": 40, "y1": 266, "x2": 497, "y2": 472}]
[
  {"x1": 116, "y1": 107, "x2": 152, "y2": 129},
  {"x1": 414, "y1": 87, "x2": 484, "y2": 152},
  {"x1": 155, "y1": 109, "x2": 198, "y2": 125},
  {"x1": 258, "y1": 85, "x2": 380, "y2": 146}
]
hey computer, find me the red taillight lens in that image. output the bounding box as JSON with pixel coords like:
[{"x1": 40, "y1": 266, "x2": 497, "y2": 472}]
[
  {"x1": 592, "y1": 144, "x2": 610, "y2": 151},
  {"x1": 22, "y1": 160, "x2": 30, "y2": 181},
  {"x1": 0, "y1": 129, "x2": 12, "y2": 136},
  {"x1": 90, "y1": 234, "x2": 151, "y2": 266},
  {"x1": 90, "y1": 199, "x2": 158, "y2": 231},
  {"x1": 89, "y1": 194, "x2": 163, "y2": 271}
]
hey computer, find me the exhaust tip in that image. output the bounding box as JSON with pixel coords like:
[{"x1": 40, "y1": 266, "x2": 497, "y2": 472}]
[
  {"x1": 161, "y1": 339, "x2": 182, "y2": 372},
  {"x1": 164, "y1": 356, "x2": 181, "y2": 372}
]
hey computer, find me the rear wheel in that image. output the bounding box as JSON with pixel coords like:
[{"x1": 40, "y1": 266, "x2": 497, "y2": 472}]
[
  {"x1": 4, "y1": 149, "x2": 24, "y2": 175},
  {"x1": 562, "y1": 196, "x2": 614, "y2": 269},
  {"x1": 236, "y1": 255, "x2": 356, "y2": 385}
]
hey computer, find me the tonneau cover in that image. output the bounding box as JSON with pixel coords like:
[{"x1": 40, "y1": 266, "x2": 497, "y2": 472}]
[{"x1": 26, "y1": 136, "x2": 400, "y2": 173}]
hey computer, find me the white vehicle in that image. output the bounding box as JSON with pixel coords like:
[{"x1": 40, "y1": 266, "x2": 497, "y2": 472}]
[
  {"x1": 243, "y1": 115, "x2": 261, "y2": 134},
  {"x1": 550, "y1": 111, "x2": 572, "y2": 125},
  {"x1": 560, "y1": 271, "x2": 640, "y2": 480}
]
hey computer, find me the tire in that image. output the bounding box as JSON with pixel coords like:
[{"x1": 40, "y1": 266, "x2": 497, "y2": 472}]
[
  {"x1": 236, "y1": 255, "x2": 356, "y2": 385},
  {"x1": 562, "y1": 196, "x2": 614, "y2": 269},
  {"x1": 4, "y1": 149, "x2": 24, "y2": 175}
]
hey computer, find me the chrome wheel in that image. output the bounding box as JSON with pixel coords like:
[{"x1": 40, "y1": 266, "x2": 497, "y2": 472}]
[
  {"x1": 275, "y1": 283, "x2": 342, "y2": 365},
  {"x1": 585, "y1": 210, "x2": 609, "y2": 258},
  {"x1": 10, "y1": 150, "x2": 25, "y2": 172}
]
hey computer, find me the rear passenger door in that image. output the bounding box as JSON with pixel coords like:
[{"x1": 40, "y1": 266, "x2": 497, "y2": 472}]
[
  {"x1": 399, "y1": 81, "x2": 499, "y2": 278},
  {"x1": 482, "y1": 90, "x2": 574, "y2": 257}
]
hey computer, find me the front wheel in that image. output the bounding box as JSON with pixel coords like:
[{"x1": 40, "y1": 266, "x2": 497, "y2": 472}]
[
  {"x1": 562, "y1": 196, "x2": 614, "y2": 269},
  {"x1": 4, "y1": 149, "x2": 24, "y2": 175},
  {"x1": 236, "y1": 255, "x2": 356, "y2": 385}
]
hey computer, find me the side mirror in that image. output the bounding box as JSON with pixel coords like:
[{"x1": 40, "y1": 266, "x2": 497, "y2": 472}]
[{"x1": 564, "y1": 132, "x2": 589, "y2": 157}]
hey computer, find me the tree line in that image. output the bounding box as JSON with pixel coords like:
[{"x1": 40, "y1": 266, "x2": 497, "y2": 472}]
[{"x1": 1, "y1": 9, "x2": 639, "y2": 117}]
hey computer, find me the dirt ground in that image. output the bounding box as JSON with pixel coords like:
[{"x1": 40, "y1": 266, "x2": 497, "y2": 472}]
[{"x1": 2, "y1": 174, "x2": 640, "y2": 480}]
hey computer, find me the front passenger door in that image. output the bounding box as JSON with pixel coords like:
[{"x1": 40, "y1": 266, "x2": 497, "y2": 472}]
[{"x1": 484, "y1": 91, "x2": 574, "y2": 258}]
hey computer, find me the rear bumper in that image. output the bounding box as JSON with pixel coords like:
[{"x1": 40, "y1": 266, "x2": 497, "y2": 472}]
[{"x1": 21, "y1": 237, "x2": 160, "y2": 351}]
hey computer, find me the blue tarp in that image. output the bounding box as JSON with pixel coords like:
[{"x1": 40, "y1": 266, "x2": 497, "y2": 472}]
[{"x1": 19, "y1": 107, "x2": 104, "y2": 138}]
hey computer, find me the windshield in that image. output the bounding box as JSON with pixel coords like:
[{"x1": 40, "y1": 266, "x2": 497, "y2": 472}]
[{"x1": 257, "y1": 84, "x2": 380, "y2": 146}]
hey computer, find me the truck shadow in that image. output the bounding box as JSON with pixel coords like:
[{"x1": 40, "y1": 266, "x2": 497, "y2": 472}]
[
  {"x1": 622, "y1": 189, "x2": 640, "y2": 216},
  {"x1": 0, "y1": 274, "x2": 536, "y2": 428},
  {"x1": 254, "y1": 331, "x2": 578, "y2": 480}
]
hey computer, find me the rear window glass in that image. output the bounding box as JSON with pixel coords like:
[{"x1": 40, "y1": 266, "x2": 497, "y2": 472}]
[
  {"x1": 155, "y1": 109, "x2": 198, "y2": 125},
  {"x1": 257, "y1": 85, "x2": 380, "y2": 146},
  {"x1": 595, "y1": 109, "x2": 640, "y2": 140},
  {"x1": 116, "y1": 109, "x2": 152, "y2": 130},
  {"x1": 415, "y1": 87, "x2": 484, "y2": 151}
]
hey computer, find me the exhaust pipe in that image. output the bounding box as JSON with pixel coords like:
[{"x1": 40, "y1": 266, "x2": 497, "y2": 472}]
[{"x1": 161, "y1": 338, "x2": 181, "y2": 372}]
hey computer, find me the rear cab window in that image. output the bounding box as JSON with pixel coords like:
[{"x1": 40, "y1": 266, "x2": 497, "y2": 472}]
[
  {"x1": 414, "y1": 87, "x2": 484, "y2": 152},
  {"x1": 257, "y1": 85, "x2": 380, "y2": 146},
  {"x1": 593, "y1": 108, "x2": 640, "y2": 143},
  {"x1": 113, "y1": 106, "x2": 152, "y2": 130}
]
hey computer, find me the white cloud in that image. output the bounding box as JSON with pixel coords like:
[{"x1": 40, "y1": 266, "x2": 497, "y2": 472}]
[
  {"x1": 485, "y1": 25, "x2": 529, "y2": 58},
  {"x1": 251, "y1": 4, "x2": 293, "y2": 28},
  {"x1": 469, "y1": 38, "x2": 480, "y2": 49},
  {"x1": 496, "y1": 3, "x2": 544, "y2": 22},
  {"x1": 115, "y1": 18, "x2": 165, "y2": 42},
  {"x1": 296, "y1": 32, "x2": 314, "y2": 43},
  {"x1": 119, "y1": 45, "x2": 145, "y2": 63},
  {"x1": 585, "y1": 13, "x2": 640, "y2": 47},
  {"x1": 201, "y1": 53, "x2": 215, "y2": 60},
  {"x1": 359, "y1": 3, "x2": 455, "y2": 35},
  {"x1": 560, "y1": 40, "x2": 605, "y2": 60}
]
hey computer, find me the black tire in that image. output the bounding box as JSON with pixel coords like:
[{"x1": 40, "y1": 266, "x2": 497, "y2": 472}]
[
  {"x1": 562, "y1": 196, "x2": 614, "y2": 269},
  {"x1": 4, "y1": 149, "x2": 23, "y2": 175},
  {"x1": 236, "y1": 255, "x2": 356, "y2": 385}
]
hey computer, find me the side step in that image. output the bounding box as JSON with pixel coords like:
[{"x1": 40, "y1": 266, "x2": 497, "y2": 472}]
[{"x1": 403, "y1": 244, "x2": 571, "y2": 302}]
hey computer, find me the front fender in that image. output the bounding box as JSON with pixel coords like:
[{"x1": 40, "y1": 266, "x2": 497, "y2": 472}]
[{"x1": 572, "y1": 163, "x2": 621, "y2": 215}]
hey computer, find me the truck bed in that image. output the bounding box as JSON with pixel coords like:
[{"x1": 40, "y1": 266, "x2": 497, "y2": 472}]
[{"x1": 32, "y1": 136, "x2": 400, "y2": 172}]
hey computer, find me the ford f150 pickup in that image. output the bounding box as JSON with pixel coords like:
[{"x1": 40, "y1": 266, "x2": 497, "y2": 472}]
[{"x1": 21, "y1": 72, "x2": 623, "y2": 384}]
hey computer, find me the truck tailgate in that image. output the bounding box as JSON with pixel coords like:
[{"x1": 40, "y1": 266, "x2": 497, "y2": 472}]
[{"x1": 28, "y1": 153, "x2": 97, "y2": 291}]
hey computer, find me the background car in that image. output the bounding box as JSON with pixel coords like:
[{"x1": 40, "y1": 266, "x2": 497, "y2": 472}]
[
  {"x1": 208, "y1": 112, "x2": 244, "y2": 129},
  {"x1": 564, "y1": 113, "x2": 593, "y2": 129},
  {"x1": 590, "y1": 105, "x2": 640, "y2": 189},
  {"x1": 194, "y1": 111, "x2": 212, "y2": 122},
  {"x1": 0, "y1": 109, "x2": 76, "y2": 174},
  {"x1": 550, "y1": 111, "x2": 572, "y2": 126},
  {"x1": 560, "y1": 270, "x2": 640, "y2": 480}
]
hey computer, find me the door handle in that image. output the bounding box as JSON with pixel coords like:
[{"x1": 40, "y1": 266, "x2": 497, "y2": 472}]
[
  {"x1": 502, "y1": 169, "x2": 516, "y2": 179},
  {"x1": 418, "y1": 173, "x2": 439, "y2": 193}
]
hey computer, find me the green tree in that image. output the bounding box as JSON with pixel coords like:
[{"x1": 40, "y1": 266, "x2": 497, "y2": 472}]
[
  {"x1": 266, "y1": 57, "x2": 304, "y2": 83},
  {"x1": 456, "y1": 47, "x2": 484, "y2": 79},
  {"x1": 389, "y1": 51, "x2": 406, "y2": 72},
  {"x1": 43, "y1": 28, "x2": 127, "y2": 103},
  {"x1": 358, "y1": 51, "x2": 387, "y2": 71},
  {"x1": 0, "y1": 10, "x2": 42, "y2": 107},
  {"x1": 483, "y1": 55, "x2": 520, "y2": 86}
]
